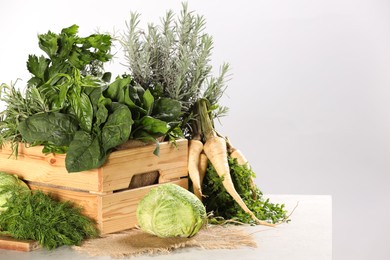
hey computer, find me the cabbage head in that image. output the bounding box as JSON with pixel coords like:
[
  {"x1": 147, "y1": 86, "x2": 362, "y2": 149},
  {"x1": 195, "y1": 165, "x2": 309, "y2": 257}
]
[
  {"x1": 0, "y1": 171, "x2": 30, "y2": 213},
  {"x1": 136, "y1": 183, "x2": 206, "y2": 238}
]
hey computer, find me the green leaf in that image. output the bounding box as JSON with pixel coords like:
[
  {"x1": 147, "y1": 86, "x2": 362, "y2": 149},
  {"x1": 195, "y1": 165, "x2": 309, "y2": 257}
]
[
  {"x1": 35, "y1": 73, "x2": 72, "y2": 110},
  {"x1": 81, "y1": 75, "x2": 106, "y2": 88},
  {"x1": 17, "y1": 112, "x2": 79, "y2": 146},
  {"x1": 104, "y1": 76, "x2": 138, "y2": 109},
  {"x1": 65, "y1": 131, "x2": 106, "y2": 172},
  {"x1": 137, "y1": 116, "x2": 169, "y2": 135},
  {"x1": 142, "y1": 89, "x2": 154, "y2": 116},
  {"x1": 61, "y1": 24, "x2": 79, "y2": 35},
  {"x1": 38, "y1": 31, "x2": 59, "y2": 58},
  {"x1": 122, "y1": 86, "x2": 138, "y2": 108},
  {"x1": 27, "y1": 55, "x2": 49, "y2": 80},
  {"x1": 105, "y1": 76, "x2": 131, "y2": 100},
  {"x1": 69, "y1": 92, "x2": 94, "y2": 132},
  {"x1": 102, "y1": 72, "x2": 112, "y2": 83},
  {"x1": 57, "y1": 33, "x2": 75, "y2": 61},
  {"x1": 84, "y1": 34, "x2": 112, "y2": 59},
  {"x1": 94, "y1": 103, "x2": 109, "y2": 130},
  {"x1": 153, "y1": 98, "x2": 182, "y2": 122},
  {"x1": 101, "y1": 104, "x2": 133, "y2": 151},
  {"x1": 27, "y1": 77, "x2": 43, "y2": 88}
]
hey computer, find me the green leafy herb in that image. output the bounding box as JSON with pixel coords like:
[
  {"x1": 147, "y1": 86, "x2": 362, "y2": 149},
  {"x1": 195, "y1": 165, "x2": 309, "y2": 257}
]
[
  {"x1": 0, "y1": 189, "x2": 99, "y2": 250},
  {"x1": 0, "y1": 82, "x2": 49, "y2": 153},
  {"x1": 202, "y1": 157, "x2": 288, "y2": 225},
  {"x1": 121, "y1": 2, "x2": 230, "y2": 139},
  {"x1": 101, "y1": 103, "x2": 133, "y2": 152},
  {"x1": 28, "y1": 24, "x2": 112, "y2": 87},
  {"x1": 65, "y1": 131, "x2": 106, "y2": 172},
  {"x1": 17, "y1": 112, "x2": 79, "y2": 146}
]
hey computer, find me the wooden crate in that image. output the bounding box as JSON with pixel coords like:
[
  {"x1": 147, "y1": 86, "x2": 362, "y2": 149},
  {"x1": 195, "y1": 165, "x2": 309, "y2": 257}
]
[{"x1": 0, "y1": 139, "x2": 188, "y2": 235}]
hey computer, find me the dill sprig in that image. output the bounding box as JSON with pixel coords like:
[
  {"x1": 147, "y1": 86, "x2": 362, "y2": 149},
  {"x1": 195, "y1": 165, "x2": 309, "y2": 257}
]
[{"x1": 0, "y1": 189, "x2": 99, "y2": 250}]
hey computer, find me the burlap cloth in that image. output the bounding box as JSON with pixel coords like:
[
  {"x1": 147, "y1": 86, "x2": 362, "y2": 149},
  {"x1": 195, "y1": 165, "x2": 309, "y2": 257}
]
[{"x1": 72, "y1": 225, "x2": 257, "y2": 258}]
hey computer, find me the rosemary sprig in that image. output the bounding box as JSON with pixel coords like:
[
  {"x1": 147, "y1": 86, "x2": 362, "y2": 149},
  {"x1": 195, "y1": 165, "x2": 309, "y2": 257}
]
[
  {"x1": 0, "y1": 81, "x2": 48, "y2": 151},
  {"x1": 121, "y1": 3, "x2": 229, "y2": 113},
  {"x1": 121, "y1": 3, "x2": 230, "y2": 139}
]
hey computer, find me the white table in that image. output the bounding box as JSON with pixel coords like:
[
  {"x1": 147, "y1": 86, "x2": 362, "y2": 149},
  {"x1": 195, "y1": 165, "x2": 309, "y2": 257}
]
[{"x1": 0, "y1": 195, "x2": 332, "y2": 260}]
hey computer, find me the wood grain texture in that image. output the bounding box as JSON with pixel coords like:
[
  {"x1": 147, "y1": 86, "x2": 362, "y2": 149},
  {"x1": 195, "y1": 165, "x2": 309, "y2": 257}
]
[
  {"x1": 0, "y1": 139, "x2": 188, "y2": 193},
  {"x1": 0, "y1": 139, "x2": 189, "y2": 235},
  {"x1": 101, "y1": 178, "x2": 188, "y2": 234},
  {"x1": 0, "y1": 235, "x2": 40, "y2": 251},
  {"x1": 27, "y1": 178, "x2": 188, "y2": 235}
]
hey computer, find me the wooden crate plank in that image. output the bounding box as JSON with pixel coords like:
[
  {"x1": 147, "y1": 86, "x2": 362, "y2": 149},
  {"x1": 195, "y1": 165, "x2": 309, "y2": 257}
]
[
  {"x1": 0, "y1": 139, "x2": 187, "y2": 193},
  {"x1": 0, "y1": 155, "x2": 101, "y2": 192},
  {"x1": 100, "y1": 178, "x2": 188, "y2": 234},
  {"x1": 101, "y1": 139, "x2": 188, "y2": 192},
  {"x1": 0, "y1": 235, "x2": 39, "y2": 252},
  {"x1": 28, "y1": 183, "x2": 100, "y2": 228}
]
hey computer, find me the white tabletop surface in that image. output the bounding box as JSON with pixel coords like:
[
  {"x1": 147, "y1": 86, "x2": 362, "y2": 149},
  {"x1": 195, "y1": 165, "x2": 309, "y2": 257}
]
[{"x1": 0, "y1": 194, "x2": 332, "y2": 260}]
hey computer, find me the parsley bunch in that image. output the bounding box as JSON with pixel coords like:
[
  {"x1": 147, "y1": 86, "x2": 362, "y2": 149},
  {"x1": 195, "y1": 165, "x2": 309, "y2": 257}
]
[{"x1": 202, "y1": 157, "x2": 288, "y2": 225}]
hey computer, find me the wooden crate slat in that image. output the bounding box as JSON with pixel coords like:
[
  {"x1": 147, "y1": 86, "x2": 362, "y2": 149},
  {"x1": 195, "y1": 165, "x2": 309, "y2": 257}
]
[
  {"x1": 0, "y1": 139, "x2": 188, "y2": 193},
  {"x1": 0, "y1": 154, "x2": 101, "y2": 192},
  {"x1": 27, "y1": 178, "x2": 188, "y2": 235},
  {"x1": 0, "y1": 235, "x2": 40, "y2": 252},
  {"x1": 101, "y1": 178, "x2": 188, "y2": 234},
  {"x1": 28, "y1": 183, "x2": 101, "y2": 226},
  {"x1": 101, "y1": 139, "x2": 188, "y2": 191}
]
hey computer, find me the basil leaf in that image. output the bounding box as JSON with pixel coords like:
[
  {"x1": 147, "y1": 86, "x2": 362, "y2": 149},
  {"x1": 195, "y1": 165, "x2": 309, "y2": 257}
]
[
  {"x1": 69, "y1": 92, "x2": 93, "y2": 132},
  {"x1": 18, "y1": 112, "x2": 78, "y2": 146}
]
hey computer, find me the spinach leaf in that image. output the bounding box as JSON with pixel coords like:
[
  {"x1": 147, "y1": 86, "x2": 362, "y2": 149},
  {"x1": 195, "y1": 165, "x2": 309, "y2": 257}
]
[
  {"x1": 17, "y1": 112, "x2": 79, "y2": 146},
  {"x1": 65, "y1": 131, "x2": 106, "y2": 172},
  {"x1": 104, "y1": 76, "x2": 136, "y2": 108},
  {"x1": 153, "y1": 98, "x2": 182, "y2": 122},
  {"x1": 135, "y1": 116, "x2": 169, "y2": 136},
  {"x1": 101, "y1": 104, "x2": 133, "y2": 151}
]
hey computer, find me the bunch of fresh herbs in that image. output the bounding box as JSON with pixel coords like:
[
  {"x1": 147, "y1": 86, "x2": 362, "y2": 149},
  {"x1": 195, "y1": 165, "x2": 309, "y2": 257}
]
[
  {"x1": 0, "y1": 188, "x2": 98, "y2": 249},
  {"x1": 1, "y1": 24, "x2": 184, "y2": 172},
  {"x1": 121, "y1": 2, "x2": 230, "y2": 138},
  {"x1": 202, "y1": 157, "x2": 289, "y2": 225}
]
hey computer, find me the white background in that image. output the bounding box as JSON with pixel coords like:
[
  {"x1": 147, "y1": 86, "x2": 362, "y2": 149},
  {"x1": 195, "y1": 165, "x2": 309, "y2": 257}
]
[{"x1": 1, "y1": 1, "x2": 389, "y2": 259}]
